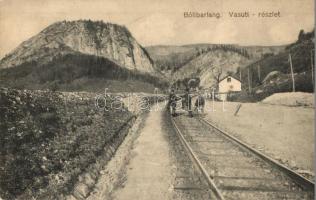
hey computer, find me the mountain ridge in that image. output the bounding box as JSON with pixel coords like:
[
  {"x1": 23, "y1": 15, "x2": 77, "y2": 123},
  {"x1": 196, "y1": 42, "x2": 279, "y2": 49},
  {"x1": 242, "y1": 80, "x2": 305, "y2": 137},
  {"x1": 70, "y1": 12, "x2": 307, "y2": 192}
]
[
  {"x1": 146, "y1": 43, "x2": 285, "y2": 87},
  {"x1": 146, "y1": 44, "x2": 284, "y2": 75},
  {"x1": 0, "y1": 20, "x2": 169, "y2": 92},
  {"x1": 0, "y1": 20, "x2": 155, "y2": 74}
]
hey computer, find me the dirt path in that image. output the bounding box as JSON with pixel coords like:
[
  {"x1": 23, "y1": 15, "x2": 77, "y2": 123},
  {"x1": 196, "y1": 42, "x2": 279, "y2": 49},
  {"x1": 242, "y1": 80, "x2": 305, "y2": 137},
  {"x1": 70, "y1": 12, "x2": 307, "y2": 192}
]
[
  {"x1": 87, "y1": 104, "x2": 174, "y2": 200},
  {"x1": 112, "y1": 104, "x2": 173, "y2": 200},
  {"x1": 86, "y1": 104, "x2": 209, "y2": 200}
]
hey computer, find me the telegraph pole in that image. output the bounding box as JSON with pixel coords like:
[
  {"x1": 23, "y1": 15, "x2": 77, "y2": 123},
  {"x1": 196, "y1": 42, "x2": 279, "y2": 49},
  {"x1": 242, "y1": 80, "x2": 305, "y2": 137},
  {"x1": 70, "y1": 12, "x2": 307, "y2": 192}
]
[
  {"x1": 248, "y1": 67, "x2": 251, "y2": 93},
  {"x1": 311, "y1": 49, "x2": 314, "y2": 90},
  {"x1": 289, "y1": 53, "x2": 295, "y2": 92},
  {"x1": 239, "y1": 69, "x2": 242, "y2": 81}
]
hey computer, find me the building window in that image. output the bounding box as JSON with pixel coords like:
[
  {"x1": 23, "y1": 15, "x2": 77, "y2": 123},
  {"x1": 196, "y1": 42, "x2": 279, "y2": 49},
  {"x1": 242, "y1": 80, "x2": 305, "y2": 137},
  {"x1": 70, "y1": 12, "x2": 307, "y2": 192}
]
[{"x1": 227, "y1": 77, "x2": 231, "y2": 82}]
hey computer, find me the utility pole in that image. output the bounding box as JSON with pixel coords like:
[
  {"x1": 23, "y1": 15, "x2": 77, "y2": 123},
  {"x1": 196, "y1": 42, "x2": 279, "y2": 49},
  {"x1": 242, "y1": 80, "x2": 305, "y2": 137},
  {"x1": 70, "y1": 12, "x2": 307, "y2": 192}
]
[
  {"x1": 248, "y1": 67, "x2": 251, "y2": 93},
  {"x1": 289, "y1": 53, "x2": 295, "y2": 92},
  {"x1": 212, "y1": 87, "x2": 216, "y2": 111},
  {"x1": 311, "y1": 49, "x2": 314, "y2": 90},
  {"x1": 239, "y1": 69, "x2": 242, "y2": 81}
]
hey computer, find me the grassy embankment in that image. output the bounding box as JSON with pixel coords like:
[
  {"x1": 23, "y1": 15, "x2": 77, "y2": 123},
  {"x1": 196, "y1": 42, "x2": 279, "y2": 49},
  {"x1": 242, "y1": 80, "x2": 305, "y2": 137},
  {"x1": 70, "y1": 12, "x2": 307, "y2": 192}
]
[{"x1": 0, "y1": 88, "x2": 134, "y2": 199}]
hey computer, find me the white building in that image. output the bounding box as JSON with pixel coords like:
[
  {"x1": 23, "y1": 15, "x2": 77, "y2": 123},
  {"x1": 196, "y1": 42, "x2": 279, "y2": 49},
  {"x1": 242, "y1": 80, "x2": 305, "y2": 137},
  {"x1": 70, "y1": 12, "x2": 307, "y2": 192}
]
[{"x1": 217, "y1": 75, "x2": 242, "y2": 100}]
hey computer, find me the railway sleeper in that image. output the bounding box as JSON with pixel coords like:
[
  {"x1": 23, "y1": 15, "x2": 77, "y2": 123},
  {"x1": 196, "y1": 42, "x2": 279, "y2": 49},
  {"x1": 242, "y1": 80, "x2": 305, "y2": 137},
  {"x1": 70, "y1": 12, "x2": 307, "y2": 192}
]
[
  {"x1": 215, "y1": 176, "x2": 299, "y2": 192},
  {"x1": 172, "y1": 189, "x2": 213, "y2": 200},
  {"x1": 221, "y1": 190, "x2": 313, "y2": 200},
  {"x1": 205, "y1": 165, "x2": 277, "y2": 179}
]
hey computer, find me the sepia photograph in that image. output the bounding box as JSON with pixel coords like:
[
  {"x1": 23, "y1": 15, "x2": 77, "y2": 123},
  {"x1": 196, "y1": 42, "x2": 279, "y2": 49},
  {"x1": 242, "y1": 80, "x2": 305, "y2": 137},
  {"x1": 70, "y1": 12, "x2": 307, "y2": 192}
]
[{"x1": 0, "y1": 0, "x2": 315, "y2": 199}]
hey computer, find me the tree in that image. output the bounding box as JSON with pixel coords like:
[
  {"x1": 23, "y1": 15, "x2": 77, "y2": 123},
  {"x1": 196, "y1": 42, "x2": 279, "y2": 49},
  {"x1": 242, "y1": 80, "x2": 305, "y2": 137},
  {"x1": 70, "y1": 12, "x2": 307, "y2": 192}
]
[
  {"x1": 298, "y1": 29, "x2": 305, "y2": 41},
  {"x1": 226, "y1": 70, "x2": 234, "y2": 76},
  {"x1": 212, "y1": 66, "x2": 223, "y2": 84}
]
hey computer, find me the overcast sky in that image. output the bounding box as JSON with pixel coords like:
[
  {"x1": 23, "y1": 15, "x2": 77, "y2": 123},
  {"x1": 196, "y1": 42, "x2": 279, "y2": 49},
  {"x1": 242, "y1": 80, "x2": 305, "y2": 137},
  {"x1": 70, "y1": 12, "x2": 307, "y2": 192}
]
[{"x1": 0, "y1": 0, "x2": 314, "y2": 58}]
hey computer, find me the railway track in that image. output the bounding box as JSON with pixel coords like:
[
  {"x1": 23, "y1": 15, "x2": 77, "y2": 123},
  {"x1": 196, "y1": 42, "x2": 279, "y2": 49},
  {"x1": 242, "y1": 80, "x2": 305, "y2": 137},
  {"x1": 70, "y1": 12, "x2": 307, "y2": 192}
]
[{"x1": 170, "y1": 113, "x2": 314, "y2": 200}]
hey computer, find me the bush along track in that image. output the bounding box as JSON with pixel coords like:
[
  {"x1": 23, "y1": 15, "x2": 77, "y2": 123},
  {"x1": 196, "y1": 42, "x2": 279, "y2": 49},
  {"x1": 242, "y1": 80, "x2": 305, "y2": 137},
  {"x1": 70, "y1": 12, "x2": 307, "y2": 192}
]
[{"x1": 0, "y1": 88, "x2": 135, "y2": 199}]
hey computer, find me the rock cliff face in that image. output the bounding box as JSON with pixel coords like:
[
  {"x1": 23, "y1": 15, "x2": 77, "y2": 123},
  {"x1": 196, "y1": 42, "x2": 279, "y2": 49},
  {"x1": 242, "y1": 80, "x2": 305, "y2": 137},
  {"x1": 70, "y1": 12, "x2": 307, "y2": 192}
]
[
  {"x1": 0, "y1": 20, "x2": 154, "y2": 73},
  {"x1": 172, "y1": 49, "x2": 252, "y2": 87}
]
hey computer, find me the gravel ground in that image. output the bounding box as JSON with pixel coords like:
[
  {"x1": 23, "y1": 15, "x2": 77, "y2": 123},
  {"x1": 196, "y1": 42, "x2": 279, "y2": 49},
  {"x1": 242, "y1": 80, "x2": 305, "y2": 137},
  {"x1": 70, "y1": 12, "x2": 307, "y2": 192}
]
[
  {"x1": 203, "y1": 100, "x2": 314, "y2": 180},
  {"x1": 262, "y1": 92, "x2": 314, "y2": 107}
]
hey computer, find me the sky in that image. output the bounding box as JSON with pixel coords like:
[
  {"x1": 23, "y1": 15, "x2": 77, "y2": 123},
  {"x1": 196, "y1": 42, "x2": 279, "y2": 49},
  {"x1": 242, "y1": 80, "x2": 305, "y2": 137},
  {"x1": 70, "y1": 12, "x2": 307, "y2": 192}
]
[{"x1": 0, "y1": 0, "x2": 314, "y2": 58}]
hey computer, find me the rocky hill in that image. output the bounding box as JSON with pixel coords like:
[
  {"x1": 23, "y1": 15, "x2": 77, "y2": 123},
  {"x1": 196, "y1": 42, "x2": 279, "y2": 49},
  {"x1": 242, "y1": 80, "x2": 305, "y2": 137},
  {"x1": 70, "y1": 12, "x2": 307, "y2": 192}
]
[
  {"x1": 173, "y1": 49, "x2": 252, "y2": 87},
  {"x1": 146, "y1": 44, "x2": 284, "y2": 73},
  {"x1": 146, "y1": 44, "x2": 284, "y2": 87},
  {"x1": 0, "y1": 20, "x2": 155, "y2": 73},
  {"x1": 0, "y1": 20, "x2": 169, "y2": 92}
]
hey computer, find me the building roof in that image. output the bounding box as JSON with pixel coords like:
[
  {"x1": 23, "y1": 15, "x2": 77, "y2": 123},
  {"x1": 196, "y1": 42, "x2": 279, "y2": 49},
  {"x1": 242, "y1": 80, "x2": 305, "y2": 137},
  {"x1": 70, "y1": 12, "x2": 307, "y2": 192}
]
[{"x1": 218, "y1": 75, "x2": 241, "y2": 83}]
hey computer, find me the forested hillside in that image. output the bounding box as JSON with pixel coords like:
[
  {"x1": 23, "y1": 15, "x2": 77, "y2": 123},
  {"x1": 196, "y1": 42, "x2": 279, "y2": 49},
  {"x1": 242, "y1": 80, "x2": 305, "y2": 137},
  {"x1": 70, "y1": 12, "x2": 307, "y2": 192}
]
[
  {"x1": 146, "y1": 44, "x2": 284, "y2": 75},
  {"x1": 0, "y1": 53, "x2": 168, "y2": 92},
  {"x1": 229, "y1": 29, "x2": 315, "y2": 101}
]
